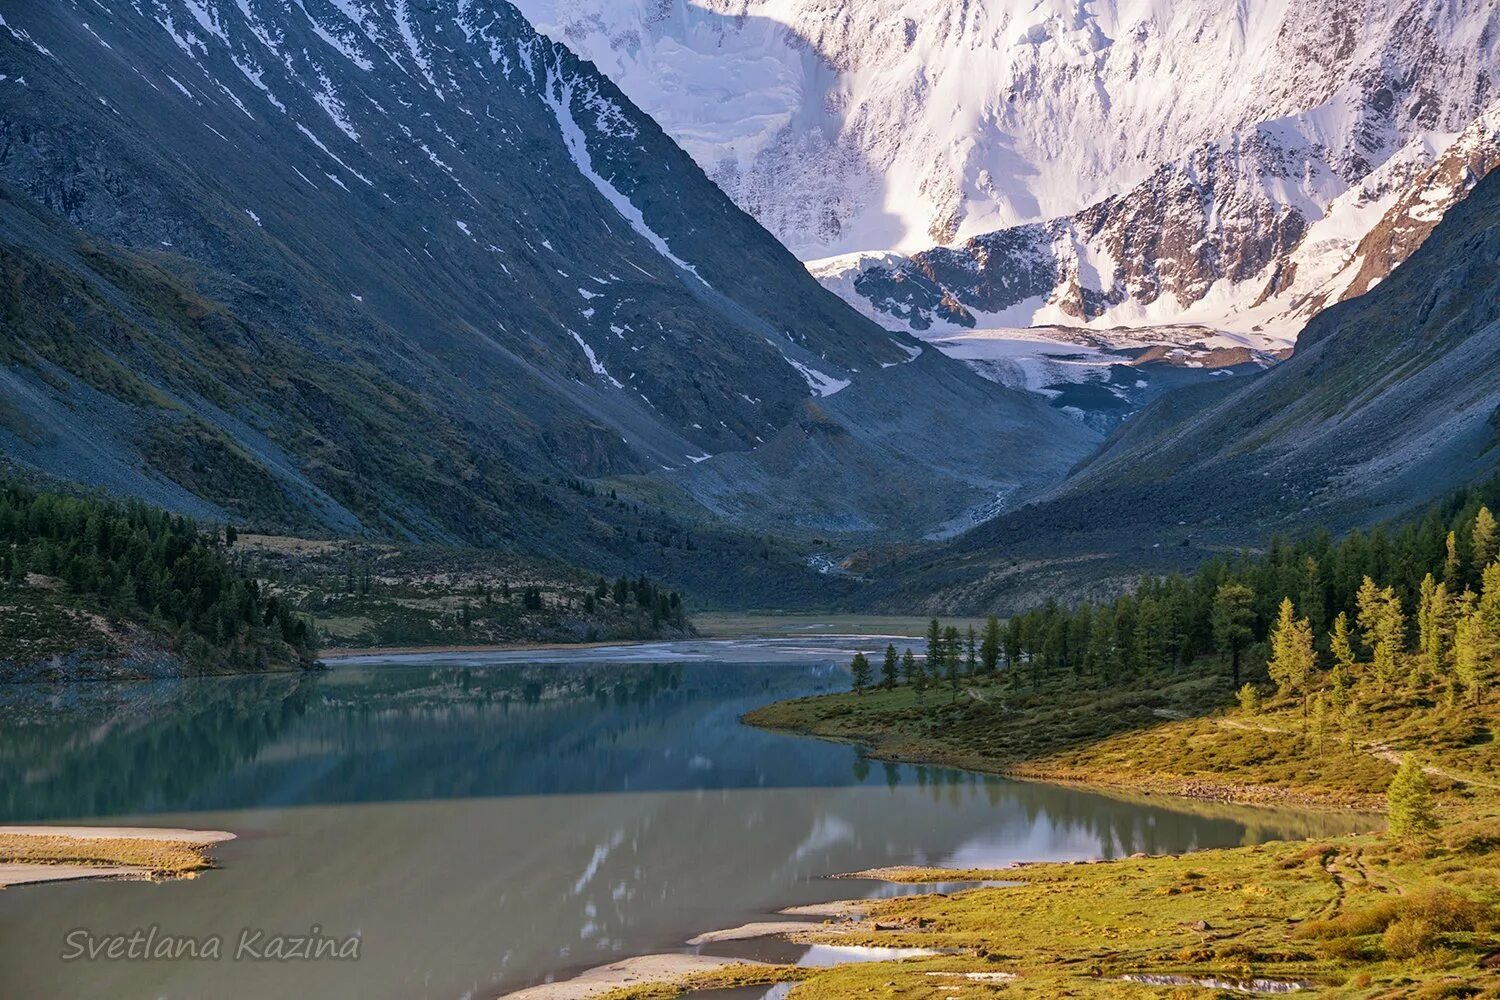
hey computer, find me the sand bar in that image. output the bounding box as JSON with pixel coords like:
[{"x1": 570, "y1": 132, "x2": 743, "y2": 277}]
[{"x1": 500, "y1": 954, "x2": 769, "y2": 1000}]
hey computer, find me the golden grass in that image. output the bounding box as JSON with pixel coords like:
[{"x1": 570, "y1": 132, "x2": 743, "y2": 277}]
[
  {"x1": 720, "y1": 665, "x2": 1500, "y2": 997},
  {"x1": 0, "y1": 834, "x2": 215, "y2": 878}
]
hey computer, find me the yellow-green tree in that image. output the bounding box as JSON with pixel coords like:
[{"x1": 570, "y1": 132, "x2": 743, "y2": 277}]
[
  {"x1": 1472, "y1": 506, "x2": 1498, "y2": 585},
  {"x1": 1454, "y1": 616, "x2": 1485, "y2": 705},
  {"x1": 1329, "y1": 611, "x2": 1357, "y2": 672},
  {"x1": 1443, "y1": 531, "x2": 1462, "y2": 588},
  {"x1": 1386, "y1": 756, "x2": 1438, "y2": 845},
  {"x1": 1357, "y1": 577, "x2": 1406, "y2": 691},
  {"x1": 1237, "y1": 683, "x2": 1260, "y2": 716},
  {"x1": 1416, "y1": 573, "x2": 1455, "y2": 685},
  {"x1": 1267, "y1": 597, "x2": 1315, "y2": 700}
]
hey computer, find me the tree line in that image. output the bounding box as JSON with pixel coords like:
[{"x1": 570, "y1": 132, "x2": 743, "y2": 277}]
[
  {"x1": 0, "y1": 483, "x2": 317, "y2": 669},
  {"x1": 848, "y1": 480, "x2": 1500, "y2": 708}
]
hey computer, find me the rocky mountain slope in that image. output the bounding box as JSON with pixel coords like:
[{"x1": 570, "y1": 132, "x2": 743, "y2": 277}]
[
  {"x1": 0, "y1": 1, "x2": 1095, "y2": 597},
  {"x1": 873, "y1": 169, "x2": 1500, "y2": 613}
]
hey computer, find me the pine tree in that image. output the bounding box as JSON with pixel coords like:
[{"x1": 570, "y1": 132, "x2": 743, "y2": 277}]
[
  {"x1": 1211, "y1": 583, "x2": 1256, "y2": 688},
  {"x1": 881, "y1": 644, "x2": 899, "y2": 691},
  {"x1": 964, "y1": 625, "x2": 978, "y2": 676},
  {"x1": 850, "y1": 651, "x2": 872, "y2": 695},
  {"x1": 909, "y1": 649, "x2": 928, "y2": 702},
  {"x1": 901, "y1": 647, "x2": 919, "y2": 687},
  {"x1": 1386, "y1": 756, "x2": 1438, "y2": 846},
  {"x1": 1267, "y1": 597, "x2": 1315, "y2": 700},
  {"x1": 1088, "y1": 605, "x2": 1116, "y2": 680},
  {"x1": 1299, "y1": 556, "x2": 1326, "y2": 638},
  {"x1": 980, "y1": 615, "x2": 1001, "y2": 674},
  {"x1": 943, "y1": 625, "x2": 962, "y2": 699},
  {"x1": 926, "y1": 618, "x2": 944, "y2": 674}
]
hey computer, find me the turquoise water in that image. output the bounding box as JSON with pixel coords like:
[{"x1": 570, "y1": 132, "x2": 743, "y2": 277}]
[{"x1": 0, "y1": 641, "x2": 1365, "y2": 999}]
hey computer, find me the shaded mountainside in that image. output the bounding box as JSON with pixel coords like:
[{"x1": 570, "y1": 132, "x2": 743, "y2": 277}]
[
  {"x1": 873, "y1": 170, "x2": 1500, "y2": 613},
  {"x1": 0, "y1": 2, "x2": 1094, "y2": 601}
]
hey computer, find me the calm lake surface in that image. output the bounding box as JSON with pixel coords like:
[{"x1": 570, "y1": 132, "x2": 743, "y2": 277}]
[{"x1": 0, "y1": 638, "x2": 1368, "y2": 1000}]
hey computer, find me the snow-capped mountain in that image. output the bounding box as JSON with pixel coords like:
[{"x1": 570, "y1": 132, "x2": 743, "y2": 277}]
[
  {"x1": 513, "y1": 0, "x2": 1497, "y2": 261},
  {"x1": 509, "y1": 0, "x2": 1498, "y2": 428},
  {"x1": 821, "y1": 100, "x2": 1500, "y2": 350}
]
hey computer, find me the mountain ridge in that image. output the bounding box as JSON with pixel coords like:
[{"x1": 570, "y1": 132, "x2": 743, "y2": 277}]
[{"x1": 0, "y1": 0, "x2": 1096, "y2": 604}]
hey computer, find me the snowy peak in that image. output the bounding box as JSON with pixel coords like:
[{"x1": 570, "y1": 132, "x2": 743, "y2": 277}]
[
  {"x1": 509, "y1": 0, "x2": 1499, "y2": 259},
  {"x1": 817, "y1": 99, "x2": 1500, "y2": 351}
]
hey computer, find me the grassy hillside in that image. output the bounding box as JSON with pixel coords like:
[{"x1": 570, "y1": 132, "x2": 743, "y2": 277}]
[{"x1": 239, "y1": 536, "x2": 693, "y2": 651}]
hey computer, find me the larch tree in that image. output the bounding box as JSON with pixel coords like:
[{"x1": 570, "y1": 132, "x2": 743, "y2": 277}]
[
  {"x1": 1386, "y1": 756, "x2": 1439, "y2": 846},
  {"x1": 1416, "y1": 573, "x2": 1454, "y2": 684},
  {"x1": 1357, "y1": 577, "x2": 1406, "y2": 691},
  {"x1": 1330, "y1": 611, "x2": 1357, "y2": 672},
  {"x1": 1471, "y1": 506, "x2": 1497, "y2": 586},
  {"x1": 1309, "y1": 693, "x2": 1330, "y2": 757},
  {"x1": 1454, "y1": 616, "x2": 1485, "y2": 705},
  {"x1": 1443, "y1": 531, "x2": 1463, "y2": 589},
  {"x1": 1237, "y1": 683, "x2": 1261, "y2": 716},
  {"x1": 1267, "y1": 597, "x2": 1315, "y2": 700}
]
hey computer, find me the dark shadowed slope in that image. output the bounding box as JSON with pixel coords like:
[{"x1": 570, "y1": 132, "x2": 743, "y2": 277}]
[
  {"x1": 874, "y1": 169, "x2": 1500, "y2": 613},
  {"x1": 0, "y1": 1, "x2": 1095, "y2": 566}
]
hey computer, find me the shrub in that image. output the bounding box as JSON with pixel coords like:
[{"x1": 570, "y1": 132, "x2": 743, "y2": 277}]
[
  {"x1": 1382, "y1": 917, "x2": 1437, "y2": 959},
  {"x1": 1402, "y1": 885, "x2": 1489, "y2": 932},
  {"x1": 1316, "y1": 936, "x2": 1373, "y2": 961}
]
